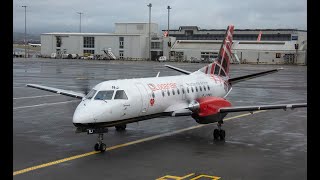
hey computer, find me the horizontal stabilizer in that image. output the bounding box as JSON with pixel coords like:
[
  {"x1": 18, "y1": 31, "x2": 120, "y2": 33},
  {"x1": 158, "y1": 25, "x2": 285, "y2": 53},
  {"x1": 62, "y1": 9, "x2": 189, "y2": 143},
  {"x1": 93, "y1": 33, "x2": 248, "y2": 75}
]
[
  {"x1": 229, "y1": 68, "x2": 283, "y2": 85},
  {"x1": 164, "y1": 65, "x2": 191, "y2": 75},
  {"x1": 219, "y1": 103, "x2": 307, "y2": 113},
  {"x1": 26, "y1": 84, "x2": 85, "y2": 99}
]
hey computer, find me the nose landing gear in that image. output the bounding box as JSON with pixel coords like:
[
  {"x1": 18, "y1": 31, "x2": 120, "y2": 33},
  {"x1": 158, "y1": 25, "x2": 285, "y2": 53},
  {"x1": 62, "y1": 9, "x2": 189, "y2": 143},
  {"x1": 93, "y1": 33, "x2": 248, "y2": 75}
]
[
  {"x1": 94, "y1": 133, "x2": 107, "y2": 152},
  {"x1": 84, "y1": 128, "x2": 109, "y2": 152}
]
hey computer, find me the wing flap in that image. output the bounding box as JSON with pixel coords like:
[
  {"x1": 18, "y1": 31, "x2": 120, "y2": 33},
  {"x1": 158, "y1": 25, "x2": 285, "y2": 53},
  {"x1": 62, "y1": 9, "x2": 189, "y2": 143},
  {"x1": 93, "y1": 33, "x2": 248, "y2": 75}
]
[
  {"x1": 219, "y1": 103, "x2": 307, "y2": 113},
  {"x1": 26, "y1": 84, "x2": 85, "y2": 99}
]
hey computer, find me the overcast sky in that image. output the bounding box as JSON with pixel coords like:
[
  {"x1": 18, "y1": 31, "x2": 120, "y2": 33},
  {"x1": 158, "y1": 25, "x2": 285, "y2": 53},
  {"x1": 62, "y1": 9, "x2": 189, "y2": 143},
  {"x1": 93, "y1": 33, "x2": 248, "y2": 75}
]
[{"x1": 13, "y1": 0, "x2": 307, "y2": 34}]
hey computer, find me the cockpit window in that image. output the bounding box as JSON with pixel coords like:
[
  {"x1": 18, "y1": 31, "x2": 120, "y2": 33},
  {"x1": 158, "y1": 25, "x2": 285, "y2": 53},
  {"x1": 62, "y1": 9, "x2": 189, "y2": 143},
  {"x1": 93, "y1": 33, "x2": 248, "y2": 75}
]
[
  {"x1": 114, "y1": 90, "x2": 128, "y2": 100},
  {"x1": 94, "y1": 90, "x2": 114, "y2": 100},
  {"x1": 85, "y1": 89, "x2": 97, "y2": 99}
]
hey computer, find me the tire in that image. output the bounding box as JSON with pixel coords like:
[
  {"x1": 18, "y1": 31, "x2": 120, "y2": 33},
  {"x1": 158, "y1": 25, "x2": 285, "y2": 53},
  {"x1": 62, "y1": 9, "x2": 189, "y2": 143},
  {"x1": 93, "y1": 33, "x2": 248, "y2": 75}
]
[
  {"x1": 100, "y1": 143, "x2": 106, "y2": 152},
  {"x1": 219, "y1": 130, "x2": 226, "y2": 140},
  {"x1": 94, "y1": 143, "x2": 100, "y2": 151},
  {"x1": 213, "y1": 129, "x2": 220, "y2": 140}
]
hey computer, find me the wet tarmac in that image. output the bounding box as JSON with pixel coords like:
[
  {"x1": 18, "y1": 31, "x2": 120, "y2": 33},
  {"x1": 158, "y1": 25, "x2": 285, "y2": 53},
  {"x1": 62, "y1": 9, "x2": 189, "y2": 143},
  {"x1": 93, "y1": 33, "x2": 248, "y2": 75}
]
[{"x1": 13, "y1": 58, "x2": 307, "y2": 180}]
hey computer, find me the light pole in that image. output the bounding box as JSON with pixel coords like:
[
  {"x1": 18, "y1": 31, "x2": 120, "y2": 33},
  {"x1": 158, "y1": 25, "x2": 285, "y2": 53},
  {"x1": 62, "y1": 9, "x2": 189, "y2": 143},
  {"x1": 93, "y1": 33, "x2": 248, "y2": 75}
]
[
  {"x1": 147, "y1": 3, "x2": 152, "y2": 60},
  {"x1": 167, "y1": 5, "x2": 171, "y2": 61},
  {"x1": 22, "y1": 5, "x2": 27, "y2": 58},
  {"x1": 167, "y1": 6, "x2": 171, "y2": 37},
  {"x1": 77, "y1": 12, "x2": 83, "y2": 33}
]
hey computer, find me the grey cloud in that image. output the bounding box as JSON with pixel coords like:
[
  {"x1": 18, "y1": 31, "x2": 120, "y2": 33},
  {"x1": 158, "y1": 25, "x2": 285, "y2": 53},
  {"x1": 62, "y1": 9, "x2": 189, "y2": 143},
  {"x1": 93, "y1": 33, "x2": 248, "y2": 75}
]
[{"x1": 13, "y1": 0, "x2": 306, "y2": 34}]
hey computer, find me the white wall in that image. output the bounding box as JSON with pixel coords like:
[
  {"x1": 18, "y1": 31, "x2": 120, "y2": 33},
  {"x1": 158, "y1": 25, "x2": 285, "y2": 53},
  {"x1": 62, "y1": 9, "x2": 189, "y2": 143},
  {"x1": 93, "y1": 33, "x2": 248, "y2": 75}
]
[
  {"x1": 40, "y1": 35, "x2": 54, "y2": 56},
  {"x1": 115, "y1": 23, "x2": 158, "y2": 35}
]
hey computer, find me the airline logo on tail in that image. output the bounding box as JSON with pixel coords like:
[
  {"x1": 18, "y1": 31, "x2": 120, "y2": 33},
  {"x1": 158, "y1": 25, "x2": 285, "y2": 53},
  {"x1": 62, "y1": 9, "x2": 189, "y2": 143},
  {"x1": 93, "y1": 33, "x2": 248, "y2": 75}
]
[
  {"x1": 257, "y1": 31, "x2": 262, "y2": 41},
  {"x1": 200, "y1": 25, "x2": 234, "y2": 78}
]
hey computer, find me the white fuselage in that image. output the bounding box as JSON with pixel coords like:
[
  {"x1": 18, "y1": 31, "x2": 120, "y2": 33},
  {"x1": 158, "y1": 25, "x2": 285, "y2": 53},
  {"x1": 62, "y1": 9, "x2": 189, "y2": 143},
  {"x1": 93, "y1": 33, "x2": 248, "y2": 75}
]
[{"x1": 72, "y1": 71, "x2": 230, "y2": 126}]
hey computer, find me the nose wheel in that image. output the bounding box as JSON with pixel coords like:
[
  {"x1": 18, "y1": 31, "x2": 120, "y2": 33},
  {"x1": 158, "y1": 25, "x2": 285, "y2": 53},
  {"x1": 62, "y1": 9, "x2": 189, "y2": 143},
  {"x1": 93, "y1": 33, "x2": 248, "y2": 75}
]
[
  {"x1": 94, "y1": 133, "x2": 107, "y2": 152},
  {"x1": 213, "y1": 121, "x2": 225, "y2": 141}
]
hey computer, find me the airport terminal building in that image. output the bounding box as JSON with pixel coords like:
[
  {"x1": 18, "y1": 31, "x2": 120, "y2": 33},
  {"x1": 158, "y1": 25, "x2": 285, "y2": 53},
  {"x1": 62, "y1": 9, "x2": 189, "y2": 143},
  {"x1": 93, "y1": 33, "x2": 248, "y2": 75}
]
[{"x1": 40, "y1": 23, "x2": 307, "y2": 65}]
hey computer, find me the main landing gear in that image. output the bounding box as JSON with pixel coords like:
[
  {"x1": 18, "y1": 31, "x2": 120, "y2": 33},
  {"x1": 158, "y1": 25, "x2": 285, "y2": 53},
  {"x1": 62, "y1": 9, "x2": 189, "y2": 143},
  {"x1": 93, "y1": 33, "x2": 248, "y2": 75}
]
[
  {"x1": 213, "y1": 121, "x2": 226, "y2": 141},
  {"x1": 94, "y1": 133, "x2": 107, "y2": 152}
]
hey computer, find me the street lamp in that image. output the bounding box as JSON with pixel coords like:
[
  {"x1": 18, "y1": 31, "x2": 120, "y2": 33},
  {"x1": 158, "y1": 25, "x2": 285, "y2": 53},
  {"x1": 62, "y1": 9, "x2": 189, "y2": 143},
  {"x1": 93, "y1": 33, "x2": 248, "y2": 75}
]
[
  {"x1": 22, "y1": 5, "x2": 27, "y2": 58},
  {"x1": 147, "y1": 3, "x2": 152, "y2": 60},
  {"x1": 77, "y1": 12, "x2": 83, "y2": 33},
  {"x1": 167, "y1": 5, "x2": 171, "y2": 61},
  {"x1": 167, "y1": 6, "x2": 171, "y2": 37}
]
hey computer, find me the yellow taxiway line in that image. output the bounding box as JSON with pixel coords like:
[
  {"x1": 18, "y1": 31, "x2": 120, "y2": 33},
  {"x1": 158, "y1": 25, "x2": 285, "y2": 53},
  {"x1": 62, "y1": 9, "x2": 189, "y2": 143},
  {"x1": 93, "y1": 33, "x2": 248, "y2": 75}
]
[{"x1": 13, "y1": 110, "x2": 266, "y2": 176}]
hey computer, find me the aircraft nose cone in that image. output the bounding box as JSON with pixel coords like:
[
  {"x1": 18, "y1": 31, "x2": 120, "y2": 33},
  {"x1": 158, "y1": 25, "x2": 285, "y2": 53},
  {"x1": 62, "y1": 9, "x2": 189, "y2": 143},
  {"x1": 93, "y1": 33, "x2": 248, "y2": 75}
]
[{"x1": 72, "y1": 104, "x2": 95, "y2": 124}]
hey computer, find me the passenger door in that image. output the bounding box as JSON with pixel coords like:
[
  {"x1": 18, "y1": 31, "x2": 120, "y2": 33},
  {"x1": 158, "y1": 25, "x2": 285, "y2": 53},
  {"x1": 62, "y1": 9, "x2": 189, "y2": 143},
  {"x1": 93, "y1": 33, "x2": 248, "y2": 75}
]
[{"x1": 135, "y1": 83, "x2": 150, "y2": 115}]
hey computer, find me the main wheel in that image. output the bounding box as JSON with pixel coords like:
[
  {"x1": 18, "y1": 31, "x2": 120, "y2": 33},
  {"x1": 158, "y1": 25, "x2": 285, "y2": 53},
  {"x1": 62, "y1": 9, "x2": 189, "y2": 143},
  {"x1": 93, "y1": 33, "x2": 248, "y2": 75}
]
[
  {"x1": 94, "y1": 143, "x2": 100, "y2": 151},
  {"x1": 213, "y1": 129, "x2": 220, "y2": 140},
  {"x1": 115, "y1": 124, "x2": 127, "y2": 131},
  {"x1": 219, "y1": 130, "x2": 226, "y2": 140},
  {"x1": 100, "y1": 143, "x2": 107, "y2": 152}
]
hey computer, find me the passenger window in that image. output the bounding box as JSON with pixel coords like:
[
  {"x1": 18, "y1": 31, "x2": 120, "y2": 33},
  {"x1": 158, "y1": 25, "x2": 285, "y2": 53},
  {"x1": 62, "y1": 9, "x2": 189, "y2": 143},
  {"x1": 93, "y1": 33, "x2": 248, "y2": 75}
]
[
  {"x1": 191, "y1": 87, "x2": 194, "y2": 93},
  {"x1": 208, "y1": 85, "x2": 210, "y2": 90},
  {"x1": 152, "y1": 92, "x2": 155, "y2": 98},
  {"x1": 199, "y1": 86, "x2": 202, "y2": 91},
  {"x1": 177, "y1": 88, "x2": 180, "y2": 95},
  {"x1": 162, "y1": 90, "x2": 165, "y2": 97},
  {"x1": 182, "y1": 88, "x2": 185, "y2": 94},
  {"x1": 114, "y1": 90, "x2": 128, "y2": 100},
  {"x1": 187, "y1": 87, "x2": 190, "y2": 93},
  {"x1": 94, "y1": 90, "x2": 114, "y2": 100},
  {"x1": 195, "y1": 87, "x2": 198, "y2": 92},
  {"x1": 167, "y1": 90, "x2": 170, "y2": 96},
  {"x1": 203, "y1": 85, "x2": 206, "y2": 91},
  {"x1": 85, "y1": 89, "x2": 97, "y2": 99}
]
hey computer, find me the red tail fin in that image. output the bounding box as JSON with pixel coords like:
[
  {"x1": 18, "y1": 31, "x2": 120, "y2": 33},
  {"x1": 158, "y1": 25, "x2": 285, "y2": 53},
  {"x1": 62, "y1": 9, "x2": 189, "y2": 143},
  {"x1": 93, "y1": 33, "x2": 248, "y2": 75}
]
[
  {"x1": 257, "y1": 30, "x2": 262, "y2": 41},
  {"x1": 199, "y1": 25, "x2": 234, "y2": 77}
]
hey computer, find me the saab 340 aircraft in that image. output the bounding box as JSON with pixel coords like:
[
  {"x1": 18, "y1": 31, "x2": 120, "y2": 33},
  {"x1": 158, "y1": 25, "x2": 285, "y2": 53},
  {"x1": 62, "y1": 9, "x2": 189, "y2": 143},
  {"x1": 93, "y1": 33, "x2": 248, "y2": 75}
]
[{"x1": 26, "y1": 25, "x2": 307, "y2": 152}]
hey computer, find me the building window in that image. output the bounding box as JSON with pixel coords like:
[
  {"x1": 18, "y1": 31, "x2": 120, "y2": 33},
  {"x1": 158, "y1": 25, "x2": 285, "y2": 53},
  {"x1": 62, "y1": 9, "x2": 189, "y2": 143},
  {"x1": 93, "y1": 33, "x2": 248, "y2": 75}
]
[
  {"x1": 119, "y1": 37, "x2": 124, "y2": 49},
  {"x1": 119, "y1": 50, "x2": 124, "y2": 59},
  {"x1": 276, "y1": 53, "x2": 281, "y2": 58},
  {"x1": 83, "y1": 37, "x2": 94, "y2": 48},
  {"x1": 56, "y1": 36, "x2": 62, "y2": 47},
  {"x1": 151, "y1": 42, "x2": 161, "y2": 49},
  {"x1": 201, "y1": 52, "x2": 218, "y2": 61},
  {"x1": 83, "y1": 49, "x2": 94, "y2": 55}
]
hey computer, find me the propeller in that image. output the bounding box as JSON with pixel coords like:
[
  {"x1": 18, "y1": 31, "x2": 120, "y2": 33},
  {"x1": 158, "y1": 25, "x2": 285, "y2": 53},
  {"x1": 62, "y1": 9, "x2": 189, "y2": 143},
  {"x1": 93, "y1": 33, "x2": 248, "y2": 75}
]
[{"x1": 75, "y1": 71, "x2": 91, "y2": 95}]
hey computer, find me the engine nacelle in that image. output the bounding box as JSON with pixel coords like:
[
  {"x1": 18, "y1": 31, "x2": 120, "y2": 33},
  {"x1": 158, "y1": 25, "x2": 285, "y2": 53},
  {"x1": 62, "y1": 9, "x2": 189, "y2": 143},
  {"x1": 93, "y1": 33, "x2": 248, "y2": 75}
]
[{"x1": 188, "y1": 97, "x2": 232, "y2": 124}]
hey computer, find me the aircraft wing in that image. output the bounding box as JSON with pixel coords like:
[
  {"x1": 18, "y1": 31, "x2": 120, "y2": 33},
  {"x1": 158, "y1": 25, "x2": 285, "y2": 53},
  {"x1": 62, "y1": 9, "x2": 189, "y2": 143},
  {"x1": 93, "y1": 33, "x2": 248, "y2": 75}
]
[
  {"x1": 164, "y1": 65, "x2": 191, "y2": 75},
  {"x1": 229, "y1": 68, "x2": 283, "y2": 85},
  {"x1": 219, "y1": 103, "x2": 307, "y2": 113},
  {"x1": 26, "y1": 84, "x2": 85, "y2": 99}
]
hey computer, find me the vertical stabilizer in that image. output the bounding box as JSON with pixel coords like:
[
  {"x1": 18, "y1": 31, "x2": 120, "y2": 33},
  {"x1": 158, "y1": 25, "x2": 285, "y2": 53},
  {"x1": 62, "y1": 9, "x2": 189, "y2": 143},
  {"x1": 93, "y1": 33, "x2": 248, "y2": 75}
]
[{"x1": 198, "y1": 25, "x2": 234, "y2": 77}]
